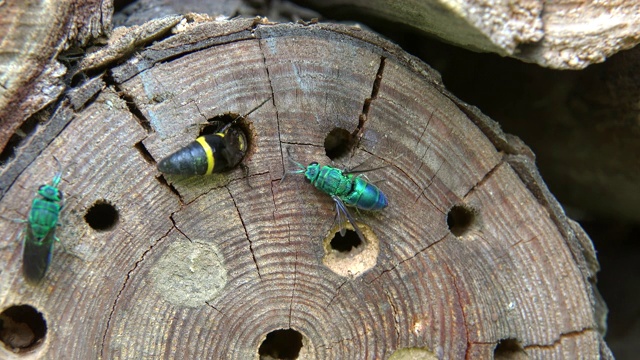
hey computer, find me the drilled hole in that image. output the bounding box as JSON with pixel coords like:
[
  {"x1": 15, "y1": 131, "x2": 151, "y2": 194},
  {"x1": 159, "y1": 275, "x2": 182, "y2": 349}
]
[
  {"x1": 323, "y1": 221, "x2": 379, "y2": 278},
  {"x1": 447, "y1": 204, "x2": 477, "y2": 237},
  {"x1": 84, "y1": 200, "x2": 119, "y2": 231},
  {"x1": 0, "y1": 305, "x2": 47, "y2": 352},
  {"x1": 324, "y1": 128, "x2": 354, "y2": 160},
  {"x1": 199, "y1": 113, "x2": 245, "y2": 137},
  {"x1": 330, "y1": 229, "x2": 362, "y2": 252},
  {"x1": 494, "y1": 338, "x2": 528, "y2": 359},
  {"x1": 258, "y1": 328, "x2": 303, "y2": 360}
]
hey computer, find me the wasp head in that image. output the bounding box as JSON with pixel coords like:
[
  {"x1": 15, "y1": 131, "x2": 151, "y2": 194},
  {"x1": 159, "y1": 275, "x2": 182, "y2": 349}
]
[{"x1": 38, "y1": 185, "x2": 63, "y2": 202}]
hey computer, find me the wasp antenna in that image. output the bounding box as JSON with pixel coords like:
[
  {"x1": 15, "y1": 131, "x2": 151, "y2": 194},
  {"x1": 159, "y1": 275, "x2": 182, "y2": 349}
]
[
  {"x1": 51, "y1": 156, "x2": 63, "y2": 187},
  {"x1": 284, "y1": 147, "x2": 307, "y2": 170},
  {"x1": 218, "y1": 97, "x2": 272, "y2": 134}
]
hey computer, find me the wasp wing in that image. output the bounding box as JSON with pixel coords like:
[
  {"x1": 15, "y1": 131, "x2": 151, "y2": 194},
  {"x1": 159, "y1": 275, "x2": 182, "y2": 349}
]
[
  {"x1": 22, "y1": 226, "x2": 55, "y2": 284},
  {"x1": 331, "y1": 195, "x2": 365, "y2": 244}
]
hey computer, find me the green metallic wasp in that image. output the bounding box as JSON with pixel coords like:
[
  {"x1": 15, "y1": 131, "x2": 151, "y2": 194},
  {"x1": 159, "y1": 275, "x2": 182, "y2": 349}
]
[
  {"x1": 18, "y1": 158, "x2": 65, "y2": 284},
  {"x1": 285, "y1": 150, "x2": 388, "y2": 243}
]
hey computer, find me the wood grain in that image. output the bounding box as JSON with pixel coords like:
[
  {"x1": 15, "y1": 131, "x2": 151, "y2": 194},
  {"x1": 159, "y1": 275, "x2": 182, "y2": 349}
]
[{"x1": 0, "y1": 19, "x2": 611, "y2": 359}]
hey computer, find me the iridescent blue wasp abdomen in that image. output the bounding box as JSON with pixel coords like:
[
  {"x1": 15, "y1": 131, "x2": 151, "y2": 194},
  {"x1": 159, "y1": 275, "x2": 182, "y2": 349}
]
[
  {"x1": 284, "y1": 152, "x2": 388, "y2": 243},
  {"x1": 302, "y1": 162, "x2": 388, "y2": 211},
  {"x1": 342, "y1": 176, "x2": 388, "y2": 210}
]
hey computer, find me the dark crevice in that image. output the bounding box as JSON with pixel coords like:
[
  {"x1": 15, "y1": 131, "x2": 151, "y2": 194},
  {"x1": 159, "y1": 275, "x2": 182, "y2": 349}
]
[
  {"x1": 0, "y1": 116, "x2": 39, "y2": 166},
  {"x1": 155, "y1": 175, "x2": 182, "y2": 203},
  {"x1": 225, "y1": 186, "x2": 261, "y2": 279},
  {"x1": 170, "y1": 214, "x2": 192, "y2": 242},
  {"x1": 100, "y1": 220, "x2": 175, "y2": 358},
  {"x1": 134, "y1": 140, "x2": 155, "y2": 164},
  {"x1": 280, "y1": 141, "x2": 324, "y2": 148},
  {"x1": 357, "y1": 56, "x2": 386, "y2": 133},
  {"x1": 523, "y1": 328, "x2": 594, "y2": 350},
  {"x1": 114, "y1": 84, "x2": 152, "y2": 132},
  {"x1": 351, "y1": 56, "x2": 386, "y2": 152}
]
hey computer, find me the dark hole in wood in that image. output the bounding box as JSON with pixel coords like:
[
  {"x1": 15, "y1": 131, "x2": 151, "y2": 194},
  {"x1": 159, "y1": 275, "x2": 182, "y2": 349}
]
[
  {"x1": 0, "y1": 305, "x2": 47, "y2": 352},
  {"x1": 324, "y1": 128, "x2": 353, "y2": 160},
  {"x1": 199, "y1": 113, "x2": 246, "y2": 137},
  {"x1": 258, "y1": 328, "x2": 303, "y2": 359},
  {"x1": 330, "y1": 229, "x2": 362, "y2": 252},
  {"x1": 84, "y1": 200, "x2": 119, "y2": 231},
  {"x1": 447, "y1": 204, "x2": 476, "y2": 237},
  {"x1": 494, "y1": 338, "x2": 528, "y2": 359}
]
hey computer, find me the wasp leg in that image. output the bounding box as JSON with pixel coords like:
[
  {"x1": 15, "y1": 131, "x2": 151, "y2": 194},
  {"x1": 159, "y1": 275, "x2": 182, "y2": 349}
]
[{"x1": 331, "y1": 195, "x2": 365, "y2": 244}]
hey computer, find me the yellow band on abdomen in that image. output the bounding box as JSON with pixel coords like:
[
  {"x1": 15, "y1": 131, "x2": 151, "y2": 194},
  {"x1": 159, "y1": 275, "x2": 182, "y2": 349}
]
[{"x1": 196, "y1": 137, "x2": 215, "y2": 175}]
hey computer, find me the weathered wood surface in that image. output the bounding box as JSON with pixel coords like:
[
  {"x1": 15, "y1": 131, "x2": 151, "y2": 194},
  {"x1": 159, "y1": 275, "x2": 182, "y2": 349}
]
[
  {"x1": 294, "y1": 0, "x2": 640, "y2": 69},
  {"x1": 0, "y1": 18, "x2": 611, "y2": 359},
  {"x1": 0, "y1": 0, "x2": 112, "y2": 152}
]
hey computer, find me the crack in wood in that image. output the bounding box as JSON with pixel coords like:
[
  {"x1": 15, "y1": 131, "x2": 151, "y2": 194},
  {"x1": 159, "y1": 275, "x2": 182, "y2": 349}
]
[
  {"x1": 0, "y1": 104, "x2": 74, "y2": 201},
  {"x1": 413, "y1": 111, "x2": 435, "y2": 176},
  {"x1": 225, "y1": 185, "x2": 262, "y2": 279},
  {"x1": 155, "y1": 175, "x2": 183, "y2": 203},
  {"x1": 441, "y1": 262, "x2": 471, "y2": 358},
  {"x1": 133, "y1": 139, "x2": 156, "y2": 164},
  {"x1": 205, "y1": 301, "x2": 225, "y2": 316},
  {"x1": 357, "y1": 56, "x2": 386, "y2": 134},
  {"x1": 366, "y1": 232, "x2": 449, "y2": 285},
  {"x1": 384, "y1": 290, "x2": 401, "y2": 344},
  {"x1": 112, "y1": 83, "x2": 153, "y2": 133},
  {"x1": 524, "y1": 327, "x2": 596, "y2": 351},
  {"x1": 327, "y1": 279, "x2": 349, "y2": 308},
  {"x1": 100, "y1": 217, "x2": 176, "y2": 358},
  {"x1": 462, "y1": 159, "x2": 504, "y2": 200},
  {"x1": 353, "y1": 57, "x2": 386, "y2": 159},
  {"x1": 412, "y1": 159, "x2": 446, "y2": 213}
]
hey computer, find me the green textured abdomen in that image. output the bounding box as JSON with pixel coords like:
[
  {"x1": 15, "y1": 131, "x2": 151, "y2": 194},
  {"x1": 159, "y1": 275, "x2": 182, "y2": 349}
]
[{"x1": 28, "y1": 198, "x2": 61, "y2": 241}]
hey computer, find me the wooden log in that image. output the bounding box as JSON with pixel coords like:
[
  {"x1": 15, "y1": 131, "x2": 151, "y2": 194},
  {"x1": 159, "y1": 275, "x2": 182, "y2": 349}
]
[
  {"x1": 294, "y1": 0, "x2": 640, "y2": 69},
  {"x1": 0, "y1": 18, "x2": 611, "y2": 359},
  {"x1": 0, "y1": 0, "x2": 112, "y2": 153}
]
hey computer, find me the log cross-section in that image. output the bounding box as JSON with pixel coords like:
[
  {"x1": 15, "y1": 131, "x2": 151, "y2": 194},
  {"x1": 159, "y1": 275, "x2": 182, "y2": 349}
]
[{"x1": 0, "y1": 19, "x2": 611, "y2": 359}]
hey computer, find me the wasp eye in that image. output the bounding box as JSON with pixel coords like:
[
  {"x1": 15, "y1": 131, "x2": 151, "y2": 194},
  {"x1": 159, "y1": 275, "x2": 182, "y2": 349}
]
[
  {"x1": 38, "y1": 185, "x2": 45, "y2": 191},
  {"x1": 310, "y1": 162, "x2": 318, "y2": 166}
]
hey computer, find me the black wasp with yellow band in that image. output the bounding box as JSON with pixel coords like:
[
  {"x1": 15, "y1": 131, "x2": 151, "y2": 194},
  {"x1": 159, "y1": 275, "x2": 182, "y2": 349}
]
[{"x1": 157, "y1": 98, "x2": 270, "y2": 175}]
